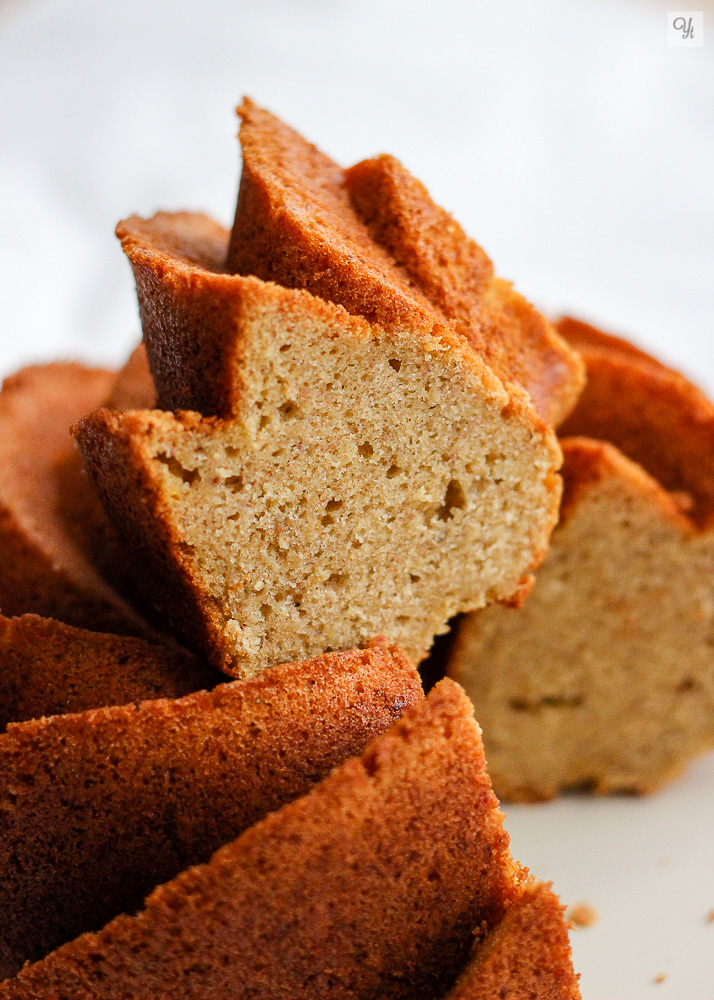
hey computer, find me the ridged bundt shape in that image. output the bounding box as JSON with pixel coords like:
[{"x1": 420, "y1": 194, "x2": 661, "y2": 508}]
[{"x1": 0, "y1": 643, "x2": 421, "y2": 978}]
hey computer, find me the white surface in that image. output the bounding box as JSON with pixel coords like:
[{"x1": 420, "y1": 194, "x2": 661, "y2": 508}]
[{"x1": 0, "y1": 1, "x2": 712, "y2": 996}]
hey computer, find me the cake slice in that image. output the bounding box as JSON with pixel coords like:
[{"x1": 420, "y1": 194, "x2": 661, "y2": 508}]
[
  {"x1": 449, "y1": 325, "x2": 714, "y2": 800},
  {"x1": 0, "y1": 363, "x2": 155, "y2": 637},
  {"x1": 0, "y1": 643, "x2": 420, "y2": 979},
  {"x1": 78, "y1": 209, "x2": 562, "y2": 677},
  {"x1": 226, "y1": 99, "x2": 584, "y2": 426},
  {"x1": 443, "y1": 880, "x2": 580, "y2": 999},
  {"x1": 558, "y1": 316, "x2": 714, "y2": 527},
  {"x1": 0, "y1": 612, "x2": 219, "y2": 729},
  {"x1": 0, "y1": 679, "x2": 555, "y2": 999}
]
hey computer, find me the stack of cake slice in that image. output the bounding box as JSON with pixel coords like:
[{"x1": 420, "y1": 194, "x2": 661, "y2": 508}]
[{"x1": 75, "y1": 100, "x2": 583, "y2": 678}]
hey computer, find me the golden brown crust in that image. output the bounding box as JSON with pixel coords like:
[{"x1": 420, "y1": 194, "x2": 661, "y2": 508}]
[
  {"x1": 345, "y1": 155, "x2": 585, "y2": 425},
  {"x1": 444, "y1": 880, "x2": 581, "y2": 999},
  {"x1": 0, "y1": 644, "x2": 422, "y2": 979},
  {"x1": 73, "y1": 406, "x2": 230, "y2": 664},
  {"x1": 227, "y1": 99, "x2": 583, "y2": 426},
  {"x1": 0, "y1": 612, "x2": 219, "y2": 729},
  {"x1": 106, "y1": 343, "x2": 156, "y2": 410},
  {"x1": 0, "y1": 363, "x2": 155, "y2": 637},
  {"x1": 116, "y1": 213, "x2": 254, "y2": 416},
  {"x1": 1, "y1": 680, "x2": 528, "y2": 1000},
  {"x1": 556, "y1": 315, "x2": 663, "y2": 366},
  {"x1": 559, "y1": 437, "x2": 694, "y2": 534},
  {"x1": 558, "y1": 317, "x2": 714, "y2": 529}
]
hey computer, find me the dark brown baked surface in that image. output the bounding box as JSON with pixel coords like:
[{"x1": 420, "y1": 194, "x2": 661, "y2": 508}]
[
  {"x1": 106, "y1": 343, "x2": 156, "y2": 410},
  {"x1": 0, "y1": 612, "x2": 219, "y2": 730},
  {"x1": 444, "y1": 880, "x2": 580, "y2": 999},
  {"x1": 0, "y1": 643, "x2": 421, "y2": 980},
  {"x1": 0, "y1": 678, "x2": 526, "y2": 999},
  {"x1": 0, "y1": 363, "x2": 155, "y2": 636},
  {"x1": 558, "y1": 315, "x2": 714, "y2": 529}
]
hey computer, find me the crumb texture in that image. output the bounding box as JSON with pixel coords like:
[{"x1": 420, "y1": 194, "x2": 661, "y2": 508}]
[
  {"x1": 81, "y1": 212, "x2": 561, "y2": 677},
  {"x1": 450, "y1": 325, "x2": 714, "y2": 799},
  {"x1": 0, "y1": 645, "x2": 421, "y2": 978}
]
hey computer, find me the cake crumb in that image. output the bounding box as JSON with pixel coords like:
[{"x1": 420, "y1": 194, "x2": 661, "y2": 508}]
[
  {"x1": 706, "y1": 908, "x2": 714, "y2": 923},
  {"x1": 654, "y1": 973, "x2": 667, "y2": 984},
  {"x1": 566, "y1": 902, "x2": 598, "y2": 927}
]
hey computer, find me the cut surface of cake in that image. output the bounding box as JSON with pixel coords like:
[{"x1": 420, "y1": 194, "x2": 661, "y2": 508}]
[
  {"x1": 0, "y1": 363, "x2": 155, "y2": 637},
  {"x1": 449, "y1": 324, "x2": 714, "y2": 800},
  {"x1": 226, "y1": 99, "x2": 584, "y2": 427},
  {"x1": 0, "y1": 643, "x2": 421, "y2": 979},
  {"x1": 0, "y1": 679, "x2": 565, "y2": 999},
  {"x1": 79, "y1": 206, "x2": 562, "y2": 677},
  {"x1": 0, "y1": 612, "x2": 219, "y2": 729}
]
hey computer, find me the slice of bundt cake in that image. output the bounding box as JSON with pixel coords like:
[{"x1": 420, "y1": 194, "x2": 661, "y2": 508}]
[
  {"x1": 558, "y1": 316, "x2": 714, "y2": 528},
  {"x1": 443, "y1": 880, "x2": 580, "y2": 999},
  {"x1": 0, "y1": 612, "x2": 219, "y2": 729},
  {"x1": 0, "y1": 363, "x2": 155, "y2": 637},
  {"x1": 77, "y1": 209, "x2": 562, "y2": 678},
  {"x1": 0, "y1": 680, "x2": 575, "y2": 999},
  {"x1": 449, "y1": 325, "x2": 714, "y2": 800},
  {"x1": 226, "y1": 99, "x2": 584, "y2": 426},
  {"x1": 0, "y1": 643, "x2": 420, "y2": 979}
]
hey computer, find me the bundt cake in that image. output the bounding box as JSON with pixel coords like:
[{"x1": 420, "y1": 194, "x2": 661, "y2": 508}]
[
  {"x1": 0, "y1": 611, "x2": 219, "y2": 729},
  {"x1": 449, "y1": 322, "x2": 714, "y2": 799},
  {"x1": 0, "y1": 679, "x2": 579, "y2": 999},
  {"x1": 0, "y1": 643, "x2": 421, "y2": 978},
  {"x1": 74, "y1": 102, "x2": 571, "y2": 677},
  {"x1": 0, "y1": 363, "x2": 152, "y2": 637}
]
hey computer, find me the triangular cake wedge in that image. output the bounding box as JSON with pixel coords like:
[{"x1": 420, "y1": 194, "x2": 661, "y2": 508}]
[
  {"x1": 0, "y1": 612, "x2": 219, "y2": 729},
  {"x1": 450, "y1": 325, "x2": 714, "y2": 799},
  {"x1": 558, "y1": 316, "x2": 714, "y2": 528},
  {"x1": 0, "y1": 679, "x2": 549, "y2": 999},
  {"x1": 78, "y1": 212, "x2": 562, "y2": 676},
  {"x1": 0, "y1": 363, "x2": 156, "y2": 637},
  {"x1": 0, "y1": 643, "x2": 420, "y2": 978},
  {"x1": 444, "y1": 880, "x2": 580, "y2": 999},
  {"x1": 225, "y1": 100, "x2": 584, "y2": 426}
]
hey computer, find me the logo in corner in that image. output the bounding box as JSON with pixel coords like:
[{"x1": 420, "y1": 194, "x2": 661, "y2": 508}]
[{"x1": 668, "y1": 11, "x2": 704, "y2": 47}]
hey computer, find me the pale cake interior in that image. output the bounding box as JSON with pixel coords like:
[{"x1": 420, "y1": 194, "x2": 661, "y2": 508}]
[
  {"x1": 87, "y1": 301, "x2": 560, "y2": 677},
  {"x1": 450, "y1": 440, "x2": 714, "y2": 800}
]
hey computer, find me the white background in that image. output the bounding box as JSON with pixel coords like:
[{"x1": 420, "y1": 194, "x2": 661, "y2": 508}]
[{"x1": 1, "y1": 1, "x2": 712, "y2": 996}]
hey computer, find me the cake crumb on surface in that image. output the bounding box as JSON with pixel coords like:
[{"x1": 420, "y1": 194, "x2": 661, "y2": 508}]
[
  {"x1": 706, "y1": 908, "x2": 714, "y2": 923},
  {"x1": 566, "y1": 902, "x2": 598, "y2": 927},
  {"x1": 654, "y1": 972, "x2": 667, "y2": 984}
]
